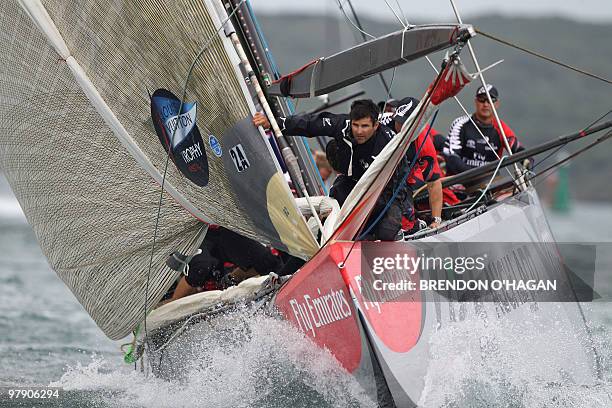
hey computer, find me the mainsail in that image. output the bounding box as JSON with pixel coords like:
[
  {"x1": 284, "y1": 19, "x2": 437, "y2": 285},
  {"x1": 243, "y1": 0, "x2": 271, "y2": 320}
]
[{"x1": 0, "y1": 0, "x2": 317, "y2": 339}]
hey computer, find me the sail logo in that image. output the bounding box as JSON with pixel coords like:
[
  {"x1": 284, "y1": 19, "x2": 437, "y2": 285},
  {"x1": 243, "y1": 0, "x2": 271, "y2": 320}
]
[
  {"x1": 229, "y1": 144, "x2": 250, "y2": 172},
  {"x1": 150, "y1": 89, "x2": 209, "y2": 186},
  {"x1": 164, "y1": 103, "x2": 197, "y2": 148},
  {"x1": 395, "y1": 100, "x2": 413, "y2": 118},
  {"x1": 288, "y1": 288, "x2": 352, "y2": 338},
  {"x1": 209, "y1": 135, "x2": 222, "y2": 157},
  {"x1": 379, "y1": 112, "x2": 394, "y2": 126},
  {"x1": 181, "y1": 142, "x2": 203, "y2": 163}
]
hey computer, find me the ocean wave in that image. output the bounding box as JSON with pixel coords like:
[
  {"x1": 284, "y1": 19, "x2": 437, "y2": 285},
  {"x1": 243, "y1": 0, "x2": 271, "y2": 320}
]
[{"x1": 50, "y1": 315, "x2": 376, "y2": 408}]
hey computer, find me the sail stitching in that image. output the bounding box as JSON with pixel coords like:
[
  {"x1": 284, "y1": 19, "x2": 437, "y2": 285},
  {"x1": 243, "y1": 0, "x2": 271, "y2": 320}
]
[
  {"x1": 17, "y1": 0, "x2": 215, "y2": 224},
  {"x1": 143, "y1": 0, "x2": 248, "y2": 346}
]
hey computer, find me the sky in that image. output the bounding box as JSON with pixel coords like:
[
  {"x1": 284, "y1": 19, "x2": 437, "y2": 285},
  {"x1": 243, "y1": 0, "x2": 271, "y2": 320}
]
[{"x1": 250, "y1": 0, "x2": 612, "y2": 23}]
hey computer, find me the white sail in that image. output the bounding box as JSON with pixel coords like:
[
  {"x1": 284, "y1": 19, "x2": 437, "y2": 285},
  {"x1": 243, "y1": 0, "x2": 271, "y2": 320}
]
[{"x1": 0, "y1": 0, "x2": 317, "y2": 340}]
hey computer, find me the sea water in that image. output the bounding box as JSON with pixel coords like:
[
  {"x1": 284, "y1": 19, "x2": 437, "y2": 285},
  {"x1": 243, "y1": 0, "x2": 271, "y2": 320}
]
[{"x1": 0, "y1": 185, "x2": 610, "y2": 407}]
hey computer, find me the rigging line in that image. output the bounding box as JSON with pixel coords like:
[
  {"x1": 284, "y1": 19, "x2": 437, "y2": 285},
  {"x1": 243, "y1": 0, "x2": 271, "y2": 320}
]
[
  {"x1": 338, "y1": 228, "x2": 359, "y2": 270},
  {"x1": 334, "y1": 0, "x2": 375, "y2": 40},
  {"x1": 382, "y1": 3, "x2": 520, "y2": 185},
  {"x1": 532, "y1": 144, "x2": 567, "y2": 170},
  {"x1": 379, "y1": 67, "x2": 397, "y2": 117},
  {"x1": 142, "y1": 0, "x2": 247, "y2": 346},
  {"x1": 582, "y1": 109, "x2": 612, "y2": 133},
  {"x1": 333, "y1": 0, "x2": 393, "y2": 98},
  {"x1": 476, "y1": 29, "x2": 612, "y2": 86},
  {"x1": 348, "y1": 1, "x2": 393, "y2": 99},
  {"x1": 534, "y1": 109, "x2": 611, "y2": 169},
  {"x1": 383, "y1": 0, "x2": 411, "y2": 30},
  {"x1": 463, "y1": 155, "x2": 506, "y2": 214},
  {"x1": 529, "y1": 129, "x2": 612, "y2": 187},
  {"x1": 449, "y1": 0, "x2": 525, "y2": 191},
  {"x1": 394, "y1": 0, "x2": 409, "y2": 25},
  {"x1": 525, "y1": 131, "x2": 612, "y2": 208},
  {"x1": 358, "y1": 110, "x2": 440, "y2": 241}
]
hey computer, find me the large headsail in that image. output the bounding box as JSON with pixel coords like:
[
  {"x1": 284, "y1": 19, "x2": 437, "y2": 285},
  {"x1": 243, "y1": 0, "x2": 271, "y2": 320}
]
[{"x1": 0, "y1": 0, "x2": 317, "y2": 339}]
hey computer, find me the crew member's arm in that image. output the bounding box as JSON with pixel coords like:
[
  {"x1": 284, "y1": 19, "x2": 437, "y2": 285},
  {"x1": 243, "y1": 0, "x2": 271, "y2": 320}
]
[
  {"x1": 417, "y1": 133, "x2": 443, "y2": 227},
  {"x1": 252, "y1": 111, "x2": 346, "y2": 137},
  {"x1": 169, "y1": 276, "x2": 197, "y2": 301},
  {"x1": 495, "y1": 120, "x2": 525, "y2": 154},
  {"x1": 444, "y1": 154, "x2": 474, "y2": 175},
  {"x1": 427, "y1": 179, "x2": 443, "y2": 228}
]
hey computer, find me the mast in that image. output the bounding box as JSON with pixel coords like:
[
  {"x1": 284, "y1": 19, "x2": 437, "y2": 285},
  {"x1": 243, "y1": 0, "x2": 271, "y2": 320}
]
[
  {"x1": 216, "y1": 1, "x2": 325, "y2": 234},
  {"x1": 448, "y1": 0, "x2": 527, "y2": 190},
  {"x1": 226, "y1": 0, "x2": 325, "y2": 196},
  {"x1": 343, "y1": 0, "x2": 393, "y2": 98}
]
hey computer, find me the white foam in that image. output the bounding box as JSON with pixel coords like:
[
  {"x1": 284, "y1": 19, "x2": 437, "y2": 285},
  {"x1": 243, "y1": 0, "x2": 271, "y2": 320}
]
[
  {"x1": 418, "y1": 304, "x2": 612, "y2": 408},
  {"x1": 51, "y1": 314, "x2": 376, "y2": 408}
]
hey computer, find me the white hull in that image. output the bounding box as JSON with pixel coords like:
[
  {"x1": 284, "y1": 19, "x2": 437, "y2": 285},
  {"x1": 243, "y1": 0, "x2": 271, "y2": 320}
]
[{"x1": 144, "y1": 188, "x2": 599, "y2": 407}]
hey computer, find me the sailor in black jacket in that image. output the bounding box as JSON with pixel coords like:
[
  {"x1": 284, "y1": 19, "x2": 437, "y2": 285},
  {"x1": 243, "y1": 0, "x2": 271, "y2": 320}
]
[
  {"x1": 253, "y1": 99, "x2": 412, "y2": 241},
  {"x1": 443, "y1": 85, "x2": 525, "y2": 175}
]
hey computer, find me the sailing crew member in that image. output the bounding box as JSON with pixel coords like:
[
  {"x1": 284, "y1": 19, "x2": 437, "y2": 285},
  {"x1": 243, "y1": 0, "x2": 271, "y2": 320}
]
[
  {"x1": 381, "y1": 97, "x2": 444, "y2": 229},
  {"x1": 313, "y1": 150, "x2": 336, "y2": 190},
  {"x1": 443, "y1": 84, "x2": 525, "y2": 175},
  {"x1": 253, "y1": 99, "x2": 411, "y2": 241},
  {"x1": 378, "y1": 98, "x2": 399, "y2": 114},
  {"x1": 169, "y1": 226, "x2": 282, "y2": 301}
]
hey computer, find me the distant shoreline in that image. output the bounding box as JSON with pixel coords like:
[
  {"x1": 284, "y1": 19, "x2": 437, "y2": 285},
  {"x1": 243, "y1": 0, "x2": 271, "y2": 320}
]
[{"x1": 253, "y1": 11, "x2": 612, "y2": 26}]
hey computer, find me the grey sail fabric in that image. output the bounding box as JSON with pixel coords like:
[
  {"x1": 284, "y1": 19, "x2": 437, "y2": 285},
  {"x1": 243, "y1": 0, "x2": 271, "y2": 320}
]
[{"x1": 0, "y1": 0, "x2": 317, "y2": 339}]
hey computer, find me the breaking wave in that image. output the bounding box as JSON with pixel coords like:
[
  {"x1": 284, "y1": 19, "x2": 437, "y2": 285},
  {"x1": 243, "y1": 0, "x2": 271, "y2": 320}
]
[
  {"x1": 51, "y1": 313, "x2": 376, "y2": 408},
  {"x1": 50, "y1": 304, "x2": 612, "y2": 408},
  {"x1": 418, "y1": 303, "x2": 612, "y2": 408}
]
